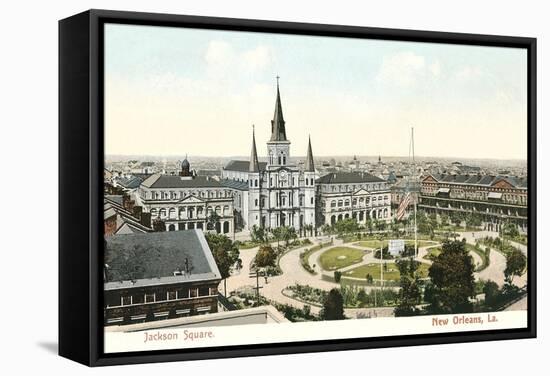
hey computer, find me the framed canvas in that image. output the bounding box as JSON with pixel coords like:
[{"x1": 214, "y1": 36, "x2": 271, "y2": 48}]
[{"x1": 59, "y1": 9, "x2": 536, "y2": 366}]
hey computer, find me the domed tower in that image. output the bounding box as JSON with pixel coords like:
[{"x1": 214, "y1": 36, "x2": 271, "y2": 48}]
[{"x1": 180, "y1": 155, "x2": 191, "y2": 177}]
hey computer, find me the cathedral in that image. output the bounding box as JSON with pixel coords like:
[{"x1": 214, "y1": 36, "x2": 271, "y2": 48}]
[{"x1": 223, "y1": 80, "x2": 316, "y2": 231}]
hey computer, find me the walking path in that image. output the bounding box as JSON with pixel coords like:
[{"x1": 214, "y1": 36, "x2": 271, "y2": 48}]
[{"x1": 221, "y1": 230, "x2": 528, "y2": 318}]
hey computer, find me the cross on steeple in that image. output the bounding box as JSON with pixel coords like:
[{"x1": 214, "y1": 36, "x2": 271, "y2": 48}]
[{"x1": 276, "y1": 75, "x2": 280, "y2": 86}]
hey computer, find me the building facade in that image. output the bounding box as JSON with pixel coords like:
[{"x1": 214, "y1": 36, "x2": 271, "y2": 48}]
[
  {"x1": 104, "y1": 230, "x2": 222, "y2": 326},
  {"x1": 418, "y1": 174, "x2": 528, "y2": 232},
  {"x1": 315, "y1": 172, "x2": 392, "y2": 226},
  {"x1": 136, "y1": 158, "x2": 235, "y2": 234}
]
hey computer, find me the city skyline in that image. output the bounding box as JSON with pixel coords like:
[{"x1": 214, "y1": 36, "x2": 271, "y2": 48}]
[{"x1": 105, "y1": 23, "x2": 528, "y2": 160}]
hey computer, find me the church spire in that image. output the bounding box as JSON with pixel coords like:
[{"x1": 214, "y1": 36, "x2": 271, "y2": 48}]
[
  {"x1": 249, "y1": 125, "x2": 260, "y2": 172},
  {"x1": 305, "y1": 135, "x2": 315, "y2": 172},
  {"x1": 270, "y1": 76, "x2": 287, "y2": 142}
]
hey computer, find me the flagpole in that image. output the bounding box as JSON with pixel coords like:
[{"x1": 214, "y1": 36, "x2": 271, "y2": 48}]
[{"x1": 412, "y1": 127, "x2": 418, "y2": 259}]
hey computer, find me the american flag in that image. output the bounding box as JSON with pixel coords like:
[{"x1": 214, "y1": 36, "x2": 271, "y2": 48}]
[{"x1": 396, "y1": 191, "x2": 413, "y2": 220}]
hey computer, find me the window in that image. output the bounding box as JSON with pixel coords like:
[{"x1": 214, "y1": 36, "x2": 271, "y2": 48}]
[
  {"x1": 338, "y1": 200, "x2": 343, "y2": 207},
  {"x1": 331, "y1": 200, "x2": 336, "y2": 208},
  {"x1": 145, "y1": 293, "x2": 155, "y2": 303},
  {"x1": 255, "y1": 198, "x2": 259, "y2": 207},
  {"x1": 177, "y1": 288, "x2": 189, "y2": 299},
  {"x1": 167, "y1": 291, "x2": 177, "y2": 300},
  {"x1": 199, "y1": 287, "x2": 210, "y2": 296},
  {"x1": 190, "y1": 288, "x2": 198, "y2": 298},
  {"x1": 155, "y1": 291, "x2": 166, "y2": 302},
  {"x1": 311, "y1": 197, "x2": 314, "y2": 205}
]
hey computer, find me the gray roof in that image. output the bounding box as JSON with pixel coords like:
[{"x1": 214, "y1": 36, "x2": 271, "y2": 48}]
[
  {"x1": 224, "y1": 160, "x2": 267, "y2": 173},
  {"x1": 316, "y1": 171, "x2": 386, "y2": 184},
  {"x1": 118, "y1": 176, "x2": 144, "y2": 189},
  {"x1": 104, "y1": 230, "x2": 221, "y2": 290},
  {"x1": 425, "y1": 174, "x2": 527, "y2": 189},
  {"x1": 220, "y1": 179, "x2": 249, "y2": 191},
  {"x1": 141, "y1": 174, "x2": 223, "y2": 189}
]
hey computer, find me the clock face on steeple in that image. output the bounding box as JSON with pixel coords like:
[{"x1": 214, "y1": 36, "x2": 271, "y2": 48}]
[{"x1": 279, "y1": 170, "x2": 287, "y2": 181}]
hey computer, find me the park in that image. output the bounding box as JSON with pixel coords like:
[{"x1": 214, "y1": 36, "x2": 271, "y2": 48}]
[{"x1": 209, "y1": 212, "x2": 528, "y2": 321}]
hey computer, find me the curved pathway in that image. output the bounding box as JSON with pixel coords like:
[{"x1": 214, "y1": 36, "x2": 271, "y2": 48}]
[{"x1": 221, "y1": 230, "x2": 527, "y2": 319}]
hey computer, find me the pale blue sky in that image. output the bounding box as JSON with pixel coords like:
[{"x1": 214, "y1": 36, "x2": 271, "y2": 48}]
[{"x1": 104, "y1": 23, "x2": 527, "y2": 160}]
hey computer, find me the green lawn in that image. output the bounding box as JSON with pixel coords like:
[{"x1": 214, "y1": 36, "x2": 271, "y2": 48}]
[
  {"x1": 319, "y1": 247, "x2": 365, "y2": 270},
  {"x1": 343, "y1": 262, "x2": 430, "y2": 281},
  {"x1": 465, "y1": 243, "x2": 490, "y2": 271},
  {"x1": 423, "y1": 247, "x2": 442, "y2": 261},
  {"x1": 354, "y1": 240, "x2": 437, "y2": 249}
]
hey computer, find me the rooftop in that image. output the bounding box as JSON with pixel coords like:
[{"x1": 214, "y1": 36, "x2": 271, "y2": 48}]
[
  {"x1": 141, "y1": 174, "x2": 224, "y2": 189},
  {"x1": 424, "y1": 174, "x2": 527, "y2": 189},
  {"x1": 316, "y1": 171, "x2": 386, "y2": 185},
  {"x1": 104, "y1": 230, "x2": 221, "y2": 290},
  {"x1": 224, "y1": 160, "x2": 267, "y2": 173}
]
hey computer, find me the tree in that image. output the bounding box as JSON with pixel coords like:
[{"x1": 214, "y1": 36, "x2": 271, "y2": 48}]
[
  {"x1": 365, "y1": 218, "x2": 374, "y2": 234},
  {"x1": 504, "y1": 248, "x2": 527, "y2": 285},
  {"x1": 334, "y1": 218, "x2": 359, "y2": 236},
  {"x1": 320, "y1": 224, "x2": 332, "y2": 235},
  {"x1": 374, "y1": 246, "x2": 393, "y2": 260},
  {"x1": 334, "y1": 271, "x2": 342, "y2": 283},
  {"x1": 440, "y1": 214, "x2": 450, "y2": 227},
  {"x1": 271, "y1": 227, "x2": 284, "y2": 248},
  {"x1": 502, "y1": 222, "x2": 520, "y2": 238},
  {"x1": 425, "y1": 239, "x2": 476, "y2": 314},
  {"x1": 255, "y1": 244, "x2": 277, "y2": 268},
  {"x1": 321, "y1": 288, "x2": 345, "y2": 320},
  {"x1": 205, "y1": 233, "x2": 240, "y2": 295},
  {"x1": 251, "y1": 225, "x2": 267, "y2": 243},
  {"x1": 394, "y1": 258, "x2": 422, "y2": 316},
  {"x1": 282, "y1": 226, "x2": 297, "y2": 247},
  {"x1": 482, "y1": 280, "x2": 501, "y2": 309},
  {"x1": 207, "y1": 212, "x2": 221, "y2": 231}
]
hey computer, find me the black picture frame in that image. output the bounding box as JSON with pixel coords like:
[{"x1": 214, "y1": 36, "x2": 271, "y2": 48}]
[{"x1": 59, "y1": 9, "x2": 537, "y2": 367}]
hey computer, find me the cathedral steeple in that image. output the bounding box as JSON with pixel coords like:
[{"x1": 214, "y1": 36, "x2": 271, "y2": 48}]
[
  {"x1": 305, "y1": 136, "x2": 315, "y2": 172},
  {"x1": 270, "y1": 76, "x2": 287, "y2": 142},
  {"x1": 249, "y1": 125, "x2": 260, "y2": 172}
]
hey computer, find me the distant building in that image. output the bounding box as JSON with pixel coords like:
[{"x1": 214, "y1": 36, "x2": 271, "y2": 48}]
[
  {"x1": 315, "y1": 171, "x2": 392, "y2": 226},
  {"x1": 104, "y1": 196, "x2": 152, "y2": 236},
  {"x1": 104, "y1": 230, "x2": 221, "y2": 326},
  {"x1": 137, "y1": 157, "x2": 235, "y2": 234},
  {"x1": 419, "y1": 174, "x2": 528, "y2": 232}
]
